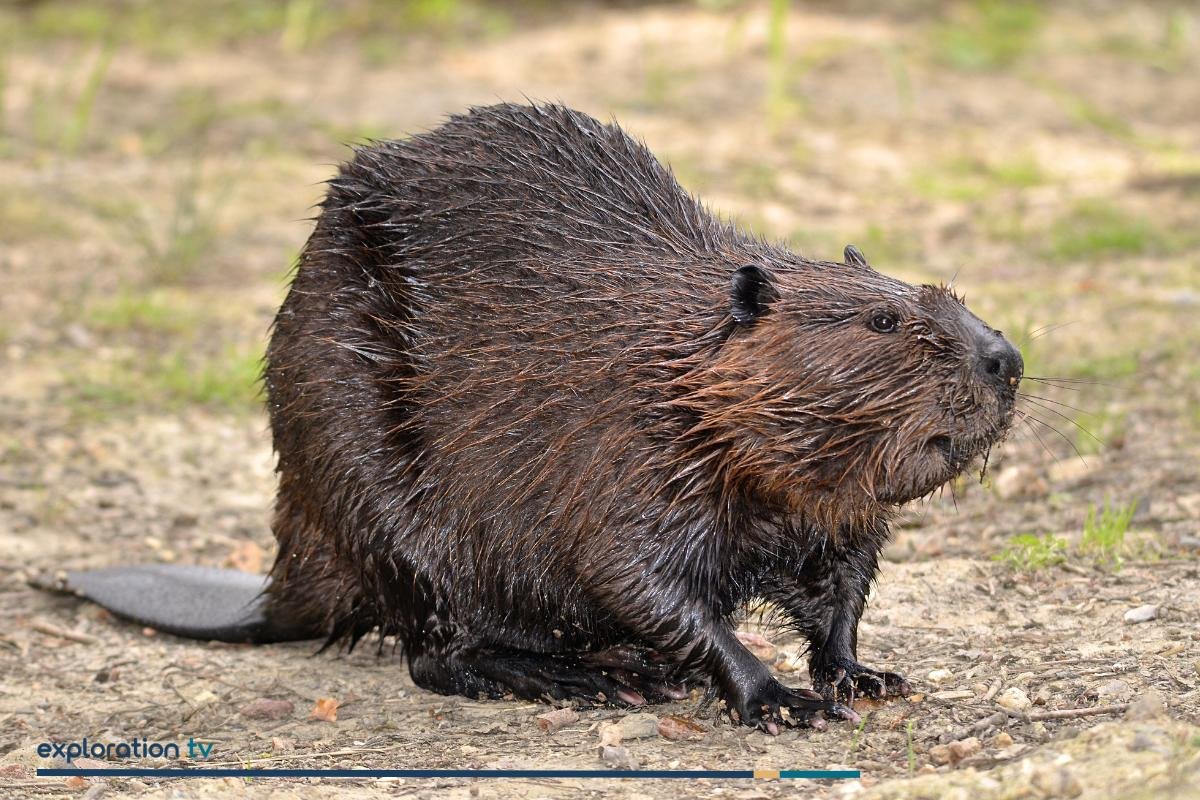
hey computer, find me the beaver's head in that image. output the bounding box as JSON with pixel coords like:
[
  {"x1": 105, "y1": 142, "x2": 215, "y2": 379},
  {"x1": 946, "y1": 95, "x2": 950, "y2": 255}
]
[{"x1": 706, "y1": 245, "x2": 1021, "y2": 524}]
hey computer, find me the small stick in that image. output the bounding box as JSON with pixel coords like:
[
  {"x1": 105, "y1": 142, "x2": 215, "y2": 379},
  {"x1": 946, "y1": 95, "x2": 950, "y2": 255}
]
[
  {"x1": 31, "y1": 620, "x2": 99, "y2": 645},
  {"x1": 1009, "y1": 704, "x2": 1128, "y2": 722},
  {"x1": 944, "y1": 703, "x2": 1129, "y2": 742}
]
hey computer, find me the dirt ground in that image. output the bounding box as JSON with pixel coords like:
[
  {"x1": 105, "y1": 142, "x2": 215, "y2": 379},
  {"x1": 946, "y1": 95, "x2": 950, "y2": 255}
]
[{"x1": 2, "y1": 1, "x2": 1199, "y2": 798}]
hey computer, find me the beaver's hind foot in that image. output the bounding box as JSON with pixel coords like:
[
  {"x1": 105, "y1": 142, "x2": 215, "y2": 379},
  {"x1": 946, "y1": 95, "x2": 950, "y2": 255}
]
[{"x1": 410, "y1": 645, "x2": 687, "y2": 707}]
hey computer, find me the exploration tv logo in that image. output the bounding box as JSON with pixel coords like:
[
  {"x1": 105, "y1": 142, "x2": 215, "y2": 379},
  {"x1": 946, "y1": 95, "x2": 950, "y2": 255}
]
[{"x1": 38, "y1": 738, "x2": 216, "y2": 762}]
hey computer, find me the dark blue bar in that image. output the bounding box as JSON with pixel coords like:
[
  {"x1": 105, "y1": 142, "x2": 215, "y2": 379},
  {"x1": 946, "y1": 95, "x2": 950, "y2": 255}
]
[{"x1": 38, "y1": 768, "x2": 859, "y2": 780}]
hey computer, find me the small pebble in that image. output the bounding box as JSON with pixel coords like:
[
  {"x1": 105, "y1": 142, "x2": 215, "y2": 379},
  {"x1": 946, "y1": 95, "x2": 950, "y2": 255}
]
[
  {"x1": 240, "y1": 698, "x2": 294, "y2": 721},
  {"x1": 1124, "y1": 605, "x2": 1159, "y2": 624},
  {"x1": 1125, "y1": 691, "x2": 1166, "y2": 721},
  {"x1": 929, "y1": 737, "x2": 981, "y2": 766},
  {"x1": 774, "y1": 651, "x2": 799, "y2": 672},
  {"x1": 927, "y1": 668, "x2": 953, "y2": 684},
  {"x1": 1048, "y1": 457, "x2": 1098, "y2": 485},
  {"x1": 949, "y1": 737, "x2": 982, "y2": 763},
  {"x1": 993, "y1": 465, "x2": 1047, "y2": 499},
  {"x1": 996, "y1": 687, "x2": 1032, "y2": 712},
  {"x1": 993, "y1": 731, "x2": 1014, "y2": 747},
  {"x1": 1094, "y1": 679, "x2": 1132, "y2": 701},
  {"x1": 614, "y1": 713, "x2": 659, "y2": 740},
  {"x1": 599, "y1": 745, "x2": 638, "y2": 769}
]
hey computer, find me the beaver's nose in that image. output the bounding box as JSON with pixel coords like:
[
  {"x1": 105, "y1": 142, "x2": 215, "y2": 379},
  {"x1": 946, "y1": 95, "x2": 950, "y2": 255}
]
[{"x1": 977, "y1": 331, "x2": 1023, "y2": 388}]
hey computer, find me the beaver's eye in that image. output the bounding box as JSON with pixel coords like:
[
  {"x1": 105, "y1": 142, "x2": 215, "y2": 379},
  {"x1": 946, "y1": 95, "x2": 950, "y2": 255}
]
[{"x1": 868, "y1": 312, "x2": 898, "y2": 334}]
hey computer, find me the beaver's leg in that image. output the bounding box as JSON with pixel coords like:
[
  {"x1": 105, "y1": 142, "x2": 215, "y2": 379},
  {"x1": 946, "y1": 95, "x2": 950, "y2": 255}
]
[
  {"x1": 678, "y1": 614, "x2": 856, "y2": 728},
  {"x1": 582, "y1": 582, "x2": 858, "y2": 730},
  {"x1": 762, "y1": 526, "x2": 911, "y2": 703}
]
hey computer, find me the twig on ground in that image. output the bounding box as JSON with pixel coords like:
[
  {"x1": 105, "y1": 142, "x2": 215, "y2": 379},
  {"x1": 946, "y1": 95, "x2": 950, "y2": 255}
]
[
  {"x1": 943, "y1": 703, "x2": 1130, "y2": 742},
  {"x1": 31, "y1": 619, "x2": 99, "y2": 645},
  {"x1": 1010, "y1": 704, "x2": 1129, "y2": 722}
]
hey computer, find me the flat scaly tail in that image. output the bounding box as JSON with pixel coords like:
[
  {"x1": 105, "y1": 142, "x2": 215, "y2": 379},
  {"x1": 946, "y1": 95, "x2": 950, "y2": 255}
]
[{"x1": 46, "y1": 564, "x2": 321, "y2": 643}]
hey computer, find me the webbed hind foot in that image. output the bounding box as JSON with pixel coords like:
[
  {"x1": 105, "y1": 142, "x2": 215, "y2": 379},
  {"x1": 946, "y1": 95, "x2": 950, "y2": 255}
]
[{"x1": 409, "y1": 645, "x2": 688, "y2": 707}]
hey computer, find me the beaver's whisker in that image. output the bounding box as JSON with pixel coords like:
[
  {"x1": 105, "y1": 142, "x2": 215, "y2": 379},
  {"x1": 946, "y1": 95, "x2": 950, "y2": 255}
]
[
  {"x1": 1008, "y1": 419, "x2": 1046, "y2": 462},
  {"x1": 946, "y1": 478, "x2": 960, "y2": 513},
  {"x1": 1020, "y1": 410, "x2": 1089, "y2": 464},
  {"x1": 1018, "y1": 396, "x2": 1104, "y2": 449},
  {"x1": 1022, "y1": 377, "x2": 1082, "y2": 392},
  {"x1": 1017, "y1": 392, "x2": 1094, "y2": 416},
  {"x1": 1028, "y1": 321, "x2": 1078, "y2": 340},
  {"x1": 1023, "y1": 375, "x2": 1112, "y2": 388},
  {"x1": 1006, "y1": 422, "x2": 1035, "y2": 452},
  {"x1": 1013, "y1": 410, "x2": 1060, "y2": 464}
]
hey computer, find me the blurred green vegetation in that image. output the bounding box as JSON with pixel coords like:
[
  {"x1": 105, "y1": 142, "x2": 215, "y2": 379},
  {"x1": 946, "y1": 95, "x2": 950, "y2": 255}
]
[
  {"x1": 994, "y1": 496, "x2": 1143, "y2": 572},
  {"x1": 63, "y1": 344, "x2": 265, "y2": 420},
  {"x1": 0, "y1": 189, "x2": 74, "y2": 242},
  {"x1": 929, "y1": 0, "x2": 1043, "y2": 71},
  {"x1": 994, "y1": 532, "x2": 1067, "y2": 571},
  {"x1": 3, "y1": 0, "x2": 534, "y2": 55},
  {"x1": 912, "y1": 154, "x2": 1047, "y2": 202},
  {"x1": 1094, "y1": 5, "x2": 1191, "y2": 72},
  {"x1": 1046, "y1": 200, "x2": 1166, "y2": 262},
  {"x1": 88, "y1": 170, "x2": 228, "y2": 285},
  {"x1": 61, "y1": 283, "x2": 268, "y2": 420},
  {"x1": 34, "y1": 42, "x2": 112, "y2": 154},
  {"x1": 1, "y1": 0, "x2": 1197, "y2": 430},
  {"x1": 85, "y1": 290, "x2": 205, "y2": 337}
]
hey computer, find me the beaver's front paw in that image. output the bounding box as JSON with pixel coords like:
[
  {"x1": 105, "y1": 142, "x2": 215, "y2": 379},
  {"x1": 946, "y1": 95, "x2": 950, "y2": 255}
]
[
  {"x1": 812, "y1": 657, "x2": 911, "y2": 703},
  {"x1": 723, "y1": 677, "x2": 859, "y2": 733}
]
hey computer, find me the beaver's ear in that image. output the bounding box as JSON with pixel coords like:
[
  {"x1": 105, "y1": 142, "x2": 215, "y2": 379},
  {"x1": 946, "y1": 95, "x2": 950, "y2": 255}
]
[
  {"x1": 843, "y1": 244, "x2": 869, "y2": 268},
  {"x1": 730, "y1": 265, "x2": 778, "y2": 325}
]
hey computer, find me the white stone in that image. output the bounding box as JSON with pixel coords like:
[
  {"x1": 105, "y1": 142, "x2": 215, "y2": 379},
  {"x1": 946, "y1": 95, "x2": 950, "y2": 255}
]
[{"x1": 997, "y1": 687, "x2": 1032, "y2": 712}]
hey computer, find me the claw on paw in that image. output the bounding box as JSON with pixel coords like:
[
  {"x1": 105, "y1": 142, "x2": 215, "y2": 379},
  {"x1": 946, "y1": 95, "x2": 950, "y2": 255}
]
[{"x1": 813, "y1": 658, "x2": 910, "y2": 704}]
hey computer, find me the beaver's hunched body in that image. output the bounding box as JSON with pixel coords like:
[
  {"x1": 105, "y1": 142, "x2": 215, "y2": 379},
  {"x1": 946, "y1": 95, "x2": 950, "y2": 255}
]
[{"x1": 64, "y1": 103, "x2": 1022, "y2": 729}]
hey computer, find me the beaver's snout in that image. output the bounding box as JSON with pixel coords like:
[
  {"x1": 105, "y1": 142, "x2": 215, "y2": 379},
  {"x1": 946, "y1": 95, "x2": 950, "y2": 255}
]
[
  {"x1": 975, "y1": 329, "x2": 1023, "y2": 391},
  {"x1": 957, "y1": 308, "x2": 1022, "y2": 395}
]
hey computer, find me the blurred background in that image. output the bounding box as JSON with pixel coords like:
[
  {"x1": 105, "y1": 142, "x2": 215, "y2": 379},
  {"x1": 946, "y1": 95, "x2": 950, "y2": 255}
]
[
  {"x1": 2, "y1": 3, "x2": 1199, "y2": 791},
  {"x1": 1, "y1": 0, "x2": 1198, "y2": 569}
]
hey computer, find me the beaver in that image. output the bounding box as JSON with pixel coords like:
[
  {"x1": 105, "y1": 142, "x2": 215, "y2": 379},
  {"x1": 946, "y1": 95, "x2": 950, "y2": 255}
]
[{"x1": 58, "y1": 102, "x2": 1022, "y2": 731}]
